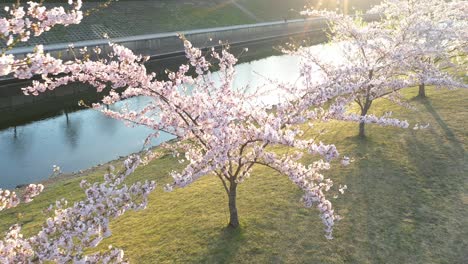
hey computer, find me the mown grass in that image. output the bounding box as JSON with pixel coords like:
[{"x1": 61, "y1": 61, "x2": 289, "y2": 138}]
[
  {"x1": 237, "y1": 0, "x2": 383, "y2": 21},
  {"x1": 1, "y1": 86, "x2": 467, "y2": 263},
  {"x1": 237, "y1": 0, "x2": 308, "y2": 21}
]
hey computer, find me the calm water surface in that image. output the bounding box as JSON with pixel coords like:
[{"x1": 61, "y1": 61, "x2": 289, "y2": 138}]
[{"x1": 0, "y1": 53, "x2": 303, "y2": 188}]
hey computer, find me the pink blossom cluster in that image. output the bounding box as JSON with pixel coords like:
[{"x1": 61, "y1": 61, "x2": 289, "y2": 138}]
[
  {"x1": 0, "y1": 189, "x2": 19, "y2": 211},
  {"x1": 0, "y1": 155, "x2": 156, "y2": 263},
  {"x1": 0, "y1": 1, "x2": 83, "y2": 77},
  {"x1": 0, "y1": 184, "x2": 44, "y2": 211},
  {"x1": 19, "y1": 42, "x2": 153, "y2": 96},
  {"x1": 14, "y1": 44, "x2": 65, "y2": 79},
  {"x1": 22, "y1": 183, "x2": 45, "y2": 203},
  {"x1": 0, "y1": 0, "x2": 82, "y2": 47}
]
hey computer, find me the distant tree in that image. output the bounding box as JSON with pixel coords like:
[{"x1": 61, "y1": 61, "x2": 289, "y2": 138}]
[
  {"x1": 297, "y1": 7, "x2": 466, "y2": 137},
  {"x1": 293, "y1": 11, "x2": 412, "y2": 137},
  {"x1": 368, "y1": 0, "x2": 468, "y2": 98}
]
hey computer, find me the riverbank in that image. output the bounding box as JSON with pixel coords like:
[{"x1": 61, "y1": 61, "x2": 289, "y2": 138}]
[{"x1": 1, "y1": 86, "x2": 466, "y2": 263}]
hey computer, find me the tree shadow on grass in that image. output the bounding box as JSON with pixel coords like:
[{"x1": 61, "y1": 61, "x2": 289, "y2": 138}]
[
  {"x1": 341, "y1": 97, "x2": 467, "y2": 263},
  {"x1": 344, "y1": 136, "x2": 413, "y2": 263},
  {"x1": 192, "y1": 226, "x2": 245, "y2": 263},
  {"x1": 414, "y1": 97, "x2": 464, "y2": 153},
  {"x1": 338, "y1": 114, "x2": 466, "y2": 263},
  {"x1": 402, "y1": 131, "x2": 467, "y2": 264},
  {"x1": 402, "y1": 99, "x2": 466, "y2": 264}
]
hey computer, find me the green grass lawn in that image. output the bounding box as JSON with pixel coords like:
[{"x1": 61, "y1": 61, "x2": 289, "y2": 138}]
[
  {"x1": 237, "y1": 0, "x2": 384, "y2": 20},
  {"x1": 0, "y1": 86, "x2": 467, "y2": 263}
]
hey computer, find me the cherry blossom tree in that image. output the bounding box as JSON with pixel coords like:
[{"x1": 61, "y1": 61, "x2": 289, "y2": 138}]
[
  {"x1": 297, "y1": 8, "x2": 466, "y2": 137},
  {"x1": 368, "y1": 0, "x2": 468, "y2": 98},
  {"x1": 0, "y1": 1, "x2": 156, "y2": 262},
  {"x1": 1, "y1": 2, "x2": 352, "y2": 258},
  {"x1": 2, "y1": 0, "x2": 464, "y2": 262},
  {"x1": 0, "y1": 35, "x2": 347, "y2": 257},
  {"x1": 293, "y1": 11, "x2": 411, "y2": 137},
  {"x1": 19, "y1": 36, "x2": 350, "y2": 238},
  {"x1": 0, "y1": 154, "x2": 156, "y2": 263}
]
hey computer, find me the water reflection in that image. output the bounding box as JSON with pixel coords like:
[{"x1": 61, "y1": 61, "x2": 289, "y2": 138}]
[
  {"x1": 62, "y1": 110, "x2": 82, "y2": 150},
  {"x1": 0, "y1": 99, "x2": 174, "y2": 188},
  {"x1": 8, "y1": 126, "x2": 30, "y2": 159}
]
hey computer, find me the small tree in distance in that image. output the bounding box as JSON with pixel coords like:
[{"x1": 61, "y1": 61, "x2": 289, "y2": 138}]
[
  {"x1": 292, "y1": 11, "x2": 412, "y2": 137},
  {"x1": 297, "y1": 6, "x2": 466, "y2": 137},
  {"x1": 368, "y1": 0, "x2": 468, "y2": 98}
]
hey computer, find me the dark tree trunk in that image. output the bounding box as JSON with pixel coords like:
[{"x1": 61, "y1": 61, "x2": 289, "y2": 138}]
[
  {"x1": 359, "y1": 99, "x2": 373, "y2": 138},
  {"x1": 418, "y1": 83, "x2": 426, "y2": 98},
  {"x1": 358, "y1": 103, "x2": 370, "y2": 138},
  {"x1": 359, "y1": 121, "x2": 366, "y2": 138},
  {"x1": 358, "y1": 72, "x2": 375, "y2": 138},
  {"x1": 228, "y1": 181, "x2": 239, "y2": 228}
]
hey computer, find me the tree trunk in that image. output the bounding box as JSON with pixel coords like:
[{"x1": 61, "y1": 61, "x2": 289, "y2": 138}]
[
  {"x1": 358, "y1": 104, "x2": 370, "y2": 138},
  {"x1": 228, "y1": 181, "x2": 239, "y2": 228},
  {"x1": 359, "y1": 121, "x2": 366, "y2": 138},
  {"x1": 418, "y1": 83, "x2": 426, "y2": 98}
]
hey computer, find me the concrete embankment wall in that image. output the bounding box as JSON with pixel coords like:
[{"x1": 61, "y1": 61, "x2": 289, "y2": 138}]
[{"x1": 8, "y1": 18, "x2": 329, "y2": 60}]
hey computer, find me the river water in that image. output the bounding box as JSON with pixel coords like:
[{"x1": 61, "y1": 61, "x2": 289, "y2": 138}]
[{"x1": 0, "y1": 49, "x2": 304, "y2": 188}]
